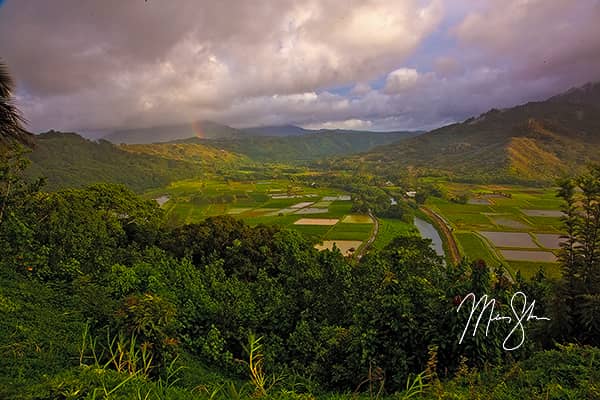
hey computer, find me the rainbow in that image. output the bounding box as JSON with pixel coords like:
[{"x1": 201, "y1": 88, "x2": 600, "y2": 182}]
[{"x1": 191, "y1": 121, "x2": 205, "y2": 138}]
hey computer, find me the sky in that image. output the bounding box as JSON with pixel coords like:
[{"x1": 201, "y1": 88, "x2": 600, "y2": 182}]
[{"x1": 1, "y1": 0, "x2": 600, "y2": 134}]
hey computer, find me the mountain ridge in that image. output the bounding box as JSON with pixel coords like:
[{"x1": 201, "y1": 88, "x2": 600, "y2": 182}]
[
  {"x1": 103, "y1": 119, "x2": 421, "y2": 144},
  {"x1": 343, "y1": 82, "x2": 600, "y2": 182}
]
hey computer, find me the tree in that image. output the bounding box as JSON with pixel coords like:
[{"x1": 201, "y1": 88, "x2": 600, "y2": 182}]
[
  {"x1": 554, "y1": 166, "x2": 600, "y2": 345},
  {"x1": 0, "y1": 61, "x2": 38, "y2": 237},
  {"x1": 0, "y1": 60, "x2": 32, "y2": 146}
]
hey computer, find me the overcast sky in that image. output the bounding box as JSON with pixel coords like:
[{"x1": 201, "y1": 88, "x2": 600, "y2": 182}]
[{"x1": 1, "y1": 0, "x2": 600, "y2": 133}]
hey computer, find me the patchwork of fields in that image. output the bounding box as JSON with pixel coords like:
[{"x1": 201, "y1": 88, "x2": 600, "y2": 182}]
[
  {"x1": 147, "y1": 178, "x2": 568, "y2": 273},
  {"x1": 146, "y1": 178, "x2": 375, "y2": 256},
  {"x1": 426, "y1": 184, "x2": 565, "y2": 278}
]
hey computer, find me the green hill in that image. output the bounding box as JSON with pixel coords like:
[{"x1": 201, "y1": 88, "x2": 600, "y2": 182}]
[
  {"x1": 103, "y1": 119, "x2": 420, "y2": 163},
  {"x1": 343, "y1": 82, "x2": 600, "y2": 183},
  {"x1": 177, "y1": 130, "x2": 420, "y2": 163},
  {"x1": 119, "y1": 142, "x2": 248, "y2": 164},
  {"x1": 26, "y1": 131, "x2": 243, "y2": 191}
]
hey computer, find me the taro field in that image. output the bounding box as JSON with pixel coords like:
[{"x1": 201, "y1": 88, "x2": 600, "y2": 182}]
[
  {"x1": 145, "y1": 178, "x2": 375, "y2": 257},
  {"x1": 426, "y1": 183, "x2": 565, "y2": 279}
]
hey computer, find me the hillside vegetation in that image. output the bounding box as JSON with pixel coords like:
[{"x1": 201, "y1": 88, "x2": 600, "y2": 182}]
[
  {"x1": 177, "y1": 130, "x2": 419, "y2": 163},
  {"x1": 119, "y1": 142, "x2": 247, "y2": 164},
  {"x1": 340, "y1": 82, "x2": 600, "y2": 183},
  {"x1": 26, "y1": 132, "x2": 244, "y2": 191}
]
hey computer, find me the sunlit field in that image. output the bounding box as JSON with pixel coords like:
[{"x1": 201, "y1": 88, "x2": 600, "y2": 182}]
[
  {"x1": 426, "y1": 182, "x2": 563, "y2": 279},
  {"x1": 146, "y1": 177, "x2": 374, "y2": 253}
]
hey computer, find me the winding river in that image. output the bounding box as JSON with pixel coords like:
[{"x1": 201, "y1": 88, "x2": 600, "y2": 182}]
[{"x1": 414, "y1": 216, "x2": 445, "y2": 257}]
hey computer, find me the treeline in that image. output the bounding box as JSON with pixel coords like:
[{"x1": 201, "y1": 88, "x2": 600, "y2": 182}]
[{"x1": 301, "y1": 174, "x2": 415, "y2": 222}]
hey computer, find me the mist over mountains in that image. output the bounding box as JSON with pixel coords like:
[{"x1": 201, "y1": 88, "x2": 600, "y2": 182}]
[{"x1": 102, "y1": 119, "x2": 416, "y2": 144}]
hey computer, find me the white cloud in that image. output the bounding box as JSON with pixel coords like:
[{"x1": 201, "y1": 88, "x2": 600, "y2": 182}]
[
  {"x1": 303, "y1": 119, "x2": 373, "y2": 130},
  {"x1": 383, "y1": 68, "x2": 420, "y2": 94}
]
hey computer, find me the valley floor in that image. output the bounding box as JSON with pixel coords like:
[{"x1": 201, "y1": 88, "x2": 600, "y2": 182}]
[
  {"x1": 423, "y1": 181, "x2": 563, "y2": 279},
  {"x1": 144, "y1": 176, "x2": 565, "y2": 279}
]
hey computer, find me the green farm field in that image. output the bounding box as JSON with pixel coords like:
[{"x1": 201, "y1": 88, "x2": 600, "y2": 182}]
[
  {"x1": 454, "y1": 232, "x2": 501, "y2": 267},
  {"x1": 372, "y1": 218, "x2": 418, "y2": 250},
  {"x1": 147, "y1": 177, "x2": 377, "y2": 252},
  {"x1": 427, "y1": 182, "x2": 564, "y2": 279}
]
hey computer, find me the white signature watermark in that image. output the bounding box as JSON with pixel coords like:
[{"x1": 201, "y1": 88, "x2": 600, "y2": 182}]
[{"x1": 457, "y1": 291, "x2": 550, "y2": 351}]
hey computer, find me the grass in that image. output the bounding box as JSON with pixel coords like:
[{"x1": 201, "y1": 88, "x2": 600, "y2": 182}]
[
  {"x1": 243, "y1": 214, "x2": 300, "y2": 228},
  {"x1": 324, "y1": 223, "x2": 373, "y2": 241},
  {"x1": 521, "y1": 216, "x2": 563, "y2": 232},
  {"x1": 290, "y1": 225, "x2": 333, "y2": 242},
  {"x1": 150, "y1": 177, "x2": 376, "y2": 244},
  {"x1": 342, "y1": 214, "x2": 373, "y2": 224},
  {"x1": 372, "y1": 218, "x2": 418, "y2": 250},
  {"x1": 327, "y1": 201, "x2": 353, "y2": 217},
  {"x1": 507, "y1": 261, "x2": 562, "y2": 280},
  {"x1": 455, "y1": 232, "x2": 502, "y2": 267}
]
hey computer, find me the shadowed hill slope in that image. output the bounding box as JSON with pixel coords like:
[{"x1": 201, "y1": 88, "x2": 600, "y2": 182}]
[{"x1": 26, "y1": 131, "x2": 244, "y2": 191}]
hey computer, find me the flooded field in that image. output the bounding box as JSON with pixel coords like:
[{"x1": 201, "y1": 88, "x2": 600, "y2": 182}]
[
  {"x1": 535, "y1": 233, "x2": 565, "y2": 249},
  {"x1": 468, "y1": 198, "x2": 490, "y2": 205},
  {"x1": 489, "y1": 216, "x2": 530, "y2": 229},
  {"x1": 479, "y1": 231, "x2": 538, "y2": 248},
  {"x1": 291, "y1": 202, "x2": 315, "y2": 208},
  {"x1": 266, "y1": 207, "x2": 297, "y2": 216},
  {"x1": 522, "y1": 209, "x2": 564, "y2": 218},
  {"x1": 226, "y1": 207, "x2": 252, "y2": 214},
  {"x1": 295, "y1": 208, "x2": 328, "y2": 214},
  {"x1": 322, "y1": 195, "x2": 351, "y2": 201},
  {"x1": 500, "y1": 250, "x2": 557, "y2": 262},
  {"x1": 155, "y1": 195, "x2": 170, "y2": 206}
]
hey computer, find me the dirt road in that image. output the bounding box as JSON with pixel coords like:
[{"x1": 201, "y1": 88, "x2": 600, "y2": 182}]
[{"x1": 355, "y1": 210, "x2": 379, "y2": 259}]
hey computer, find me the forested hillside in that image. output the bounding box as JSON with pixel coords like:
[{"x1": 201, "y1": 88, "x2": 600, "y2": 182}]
[
  {"x1": 25, "y1": 131, "x2": 245, "y2": 191},
  {"x1": 339, "y1": 82, "x2": 600, "y2": 183},
  {"x1": 176, "y1": 130, "x2": 418, "y2": 163}
]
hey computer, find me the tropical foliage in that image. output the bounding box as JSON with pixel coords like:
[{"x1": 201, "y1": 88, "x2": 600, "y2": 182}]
[{"x1": 0, "y1": 60, "x2": 32, "y2": 146}]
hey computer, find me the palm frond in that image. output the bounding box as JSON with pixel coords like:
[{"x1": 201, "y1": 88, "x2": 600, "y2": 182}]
[{"x1": 0, "y1": 59, "x2": 33, "y2": 147}]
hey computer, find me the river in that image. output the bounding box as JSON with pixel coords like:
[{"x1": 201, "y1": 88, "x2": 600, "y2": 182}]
[{"x1": 414, "y1": 216, "x2": 445, "y2": 257}]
